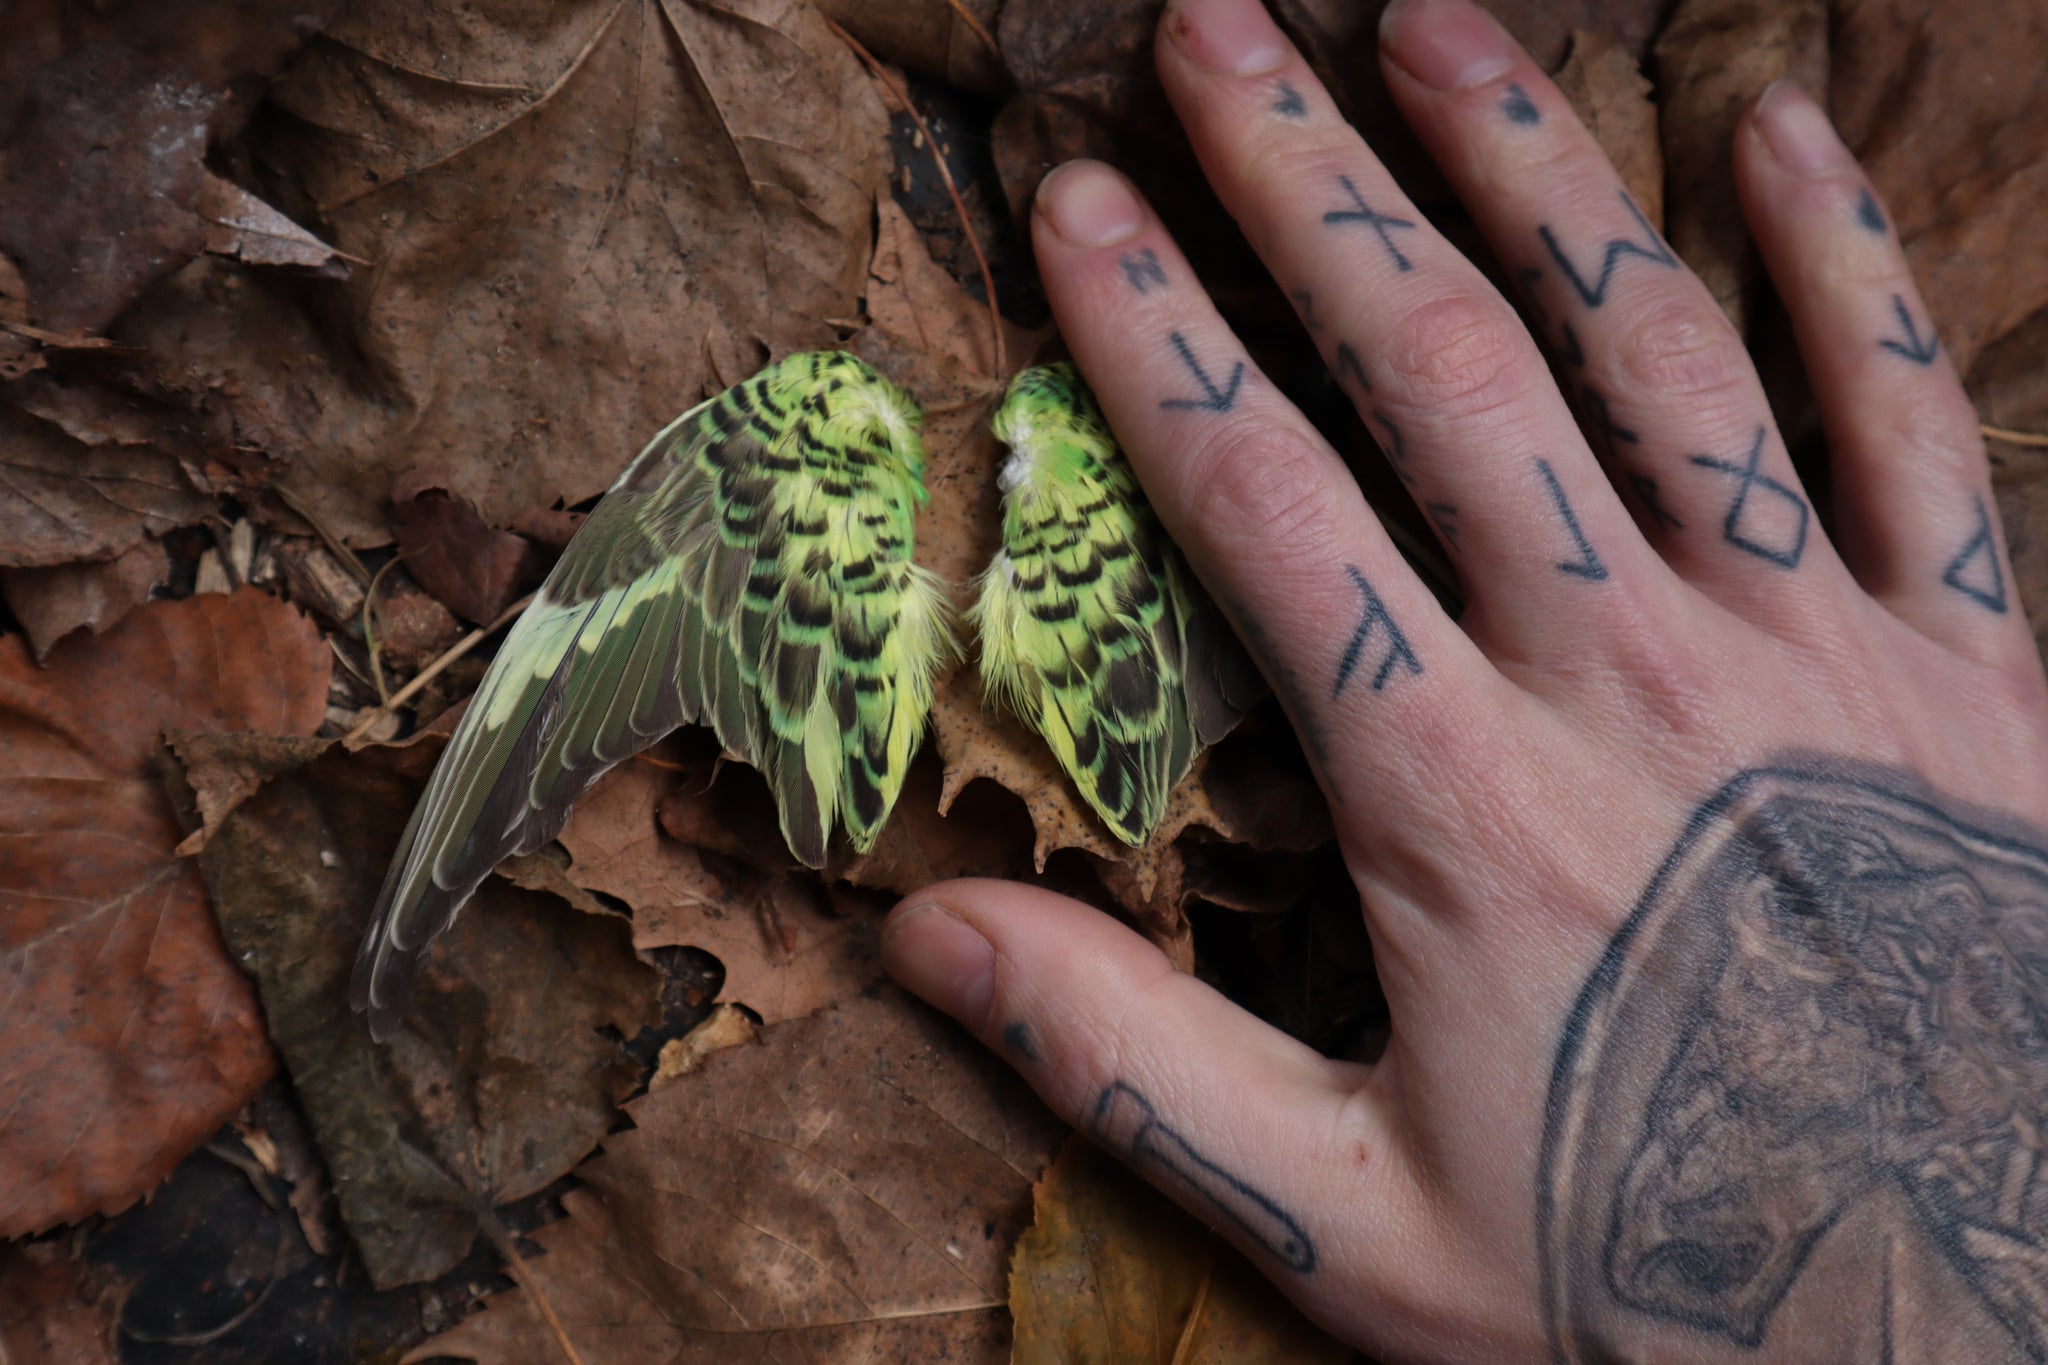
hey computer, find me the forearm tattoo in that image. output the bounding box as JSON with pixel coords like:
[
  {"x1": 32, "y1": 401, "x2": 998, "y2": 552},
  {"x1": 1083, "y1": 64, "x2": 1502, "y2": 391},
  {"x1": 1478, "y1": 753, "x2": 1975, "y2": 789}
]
[{"x1": 1541, "y1": 766, "x2": 2048, "y2": 1361}]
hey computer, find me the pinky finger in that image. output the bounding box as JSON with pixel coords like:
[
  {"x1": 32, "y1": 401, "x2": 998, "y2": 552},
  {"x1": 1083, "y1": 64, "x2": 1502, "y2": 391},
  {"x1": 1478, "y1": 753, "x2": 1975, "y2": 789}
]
[{"x1": 1736, "y1": 81, "x2": 2033, "y2": 669}]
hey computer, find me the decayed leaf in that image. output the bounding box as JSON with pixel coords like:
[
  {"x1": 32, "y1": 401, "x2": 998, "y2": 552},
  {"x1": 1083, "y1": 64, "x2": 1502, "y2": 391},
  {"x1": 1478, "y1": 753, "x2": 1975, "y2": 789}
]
[
  {"x1": 179, "y1": 730, "x2": 662, "y2": 1287},
  {"x1": 817, "y1": 0, "x2": 1008, "y2": 94},
  {"x1": 1654, "y1": 0, "x2": 1825, "y2": 333},
  {"x1": 0, "y1": 1242, "x2": 126, "y2": 1365},
  {"x1": 389, "y1": 482, "x2": 537, "y2": 626},
  {"x1": 0, "y1": 590, "x2": 327, "y2": 1237},
  {"x1": 557, "y1": 753, "x2": 887, "y2": 1024},
  {"x1": 652, "y1": 1000, "x2": 761, "y2": 1086},
  {"x1": 1011, "y1": 1137, "x2": 1352, "y2": 1365},
  {"x1": 0, "y1": 535, "x2": 168, "y2": 660},
  {"x1": 194, "y1": 173, "x2": 350, "y2": 274},
  {"x1": 0, "y1": 403, "x2": 213, "y2": 568},
  {"x1": 1554, "y1": 31, "x2": 1660, "y2": 231},
  {"x1": 414, "y1": 991, "x2": 1066, "y2": 1365},
  {"x1": 0, "y1": 48, "x2": 218, "y2": 331},
  {"x1": 129, "y1": 0, "x2": 891, "y2": 548}
]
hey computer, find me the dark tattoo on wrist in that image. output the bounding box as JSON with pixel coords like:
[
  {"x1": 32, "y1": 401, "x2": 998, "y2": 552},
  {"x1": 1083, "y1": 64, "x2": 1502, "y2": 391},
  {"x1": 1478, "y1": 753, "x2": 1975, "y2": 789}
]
[
  {"x1": 1335, "y1": 564, "x2": 1421, "y2": 698},
  {"x1": 1001, "y1": 1021, "x2": 1040, "y2": 1063},
  {"x1": 1501, "y1": 83, "x2": 1540, "y2": 125},
  {"x1": 1538, "y1": 191, "x2": 1676, "y2": 309},
  {"x1": 1120, "y1": 247, "x2": 1167, "y2": 295},
  {"x1": 1425, "y1": 500, "x2": 1461, "y2": 548},
  {"x1": 1324, "y1": 175, "x2": 1417, "y2": 273},
  {"x1": 1093, "y1": 1081, "x2": 1317, "y2": 1274},
  {"x1": 1537, "y1": 458, "x2": 1609, "y2": 580},
  {"x1": 1291, "y1": 289, "x2": 1322, "y2": 329},
  {"x1": 1271, "y1": 80, "x2": 1307, "y2": 119},
  {"x1": 1580, "y1": 386, "x2": 1639, "y2": 464},
  {"x1": 1942, "y1": 495, "x2": 2008, "y2": 613},
  {"x1": 1369, "y1": 408, "x2": 1414, "y2": 487},
  {"x1": 1855, "y1": 187, "x2": 1886, "y2": 234},
  {"x1": 1629, "y1": 473, "x2": 1684, "y2": 532},
  {"x1": 1159, "y1": 331, "x2": 1244, "y2": 413},
  {"x1": 1333, "y1": 340, "x2": 1371, "y2": 393},
  {"x1": 1688, "y1": 426, "x2": 1809, "y2": 569},
  {"x1": 1540, "y1": 766, "x2": 2048, "y2": 1360},
  {"x1": 1878, "y1": 293, "x2": 1940, "y2": 366}
]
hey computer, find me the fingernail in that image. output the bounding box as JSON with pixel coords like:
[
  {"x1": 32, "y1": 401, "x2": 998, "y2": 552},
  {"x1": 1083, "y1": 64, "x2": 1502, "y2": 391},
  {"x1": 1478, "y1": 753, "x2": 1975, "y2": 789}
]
[
  {"x1": 1381, "y1": 0, "x2": 1516, "y2": 93},
  {"x1": 1754, "y1": 80, "x2": 1850, "y2": 176},
  {"x1": 1035, "y1": 160, "x2": 1145, "y2": 249},
  {"x1": 1163, "y1": 0, "x2": 1288, "y2": 74},
  {"x1": 882, "y1": 900, "x2": 995, "y2": 1025}
]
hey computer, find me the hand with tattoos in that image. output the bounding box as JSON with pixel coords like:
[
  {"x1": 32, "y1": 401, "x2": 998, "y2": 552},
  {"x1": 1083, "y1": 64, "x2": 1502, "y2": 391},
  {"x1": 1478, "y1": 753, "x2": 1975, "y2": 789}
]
[{"x1": 884, "y1": 0, "x2": 2048, "y2": 1357}]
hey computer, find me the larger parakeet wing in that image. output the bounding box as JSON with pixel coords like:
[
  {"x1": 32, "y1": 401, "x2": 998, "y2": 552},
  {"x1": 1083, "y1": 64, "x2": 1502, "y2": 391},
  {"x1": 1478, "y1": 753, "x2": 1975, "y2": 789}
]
[
  {"x1": 971, "y1": 364, "x2": 1262, "y2": 846},
  {"x1": 351, "y1": 351, "x2": 954, "y2": 1039}
]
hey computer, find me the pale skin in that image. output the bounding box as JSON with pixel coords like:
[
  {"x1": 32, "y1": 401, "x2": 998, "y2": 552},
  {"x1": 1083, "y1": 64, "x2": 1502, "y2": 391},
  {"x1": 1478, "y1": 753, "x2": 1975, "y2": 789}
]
[{"x1": 881, "y1": 0, "x2": 2048, "y2": 1359}]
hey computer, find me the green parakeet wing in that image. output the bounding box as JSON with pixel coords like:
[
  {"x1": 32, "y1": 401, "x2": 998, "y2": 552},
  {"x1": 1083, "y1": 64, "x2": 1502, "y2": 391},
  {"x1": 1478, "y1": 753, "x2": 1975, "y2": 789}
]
[
  {"x1": 971, "y1": 364, "x2": 1262, "y2": 846},
  {"x1": 351, "y1": 351, "x2": 953, "y2": 1038}
]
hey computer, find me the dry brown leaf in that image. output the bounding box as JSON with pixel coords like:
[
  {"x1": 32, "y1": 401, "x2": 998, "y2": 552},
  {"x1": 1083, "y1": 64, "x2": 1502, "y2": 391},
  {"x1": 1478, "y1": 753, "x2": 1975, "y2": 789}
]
[
  {"x1": 0, "y1": 589, "x2": 328, "y2": 1238},
  {"x1": 817, "y1": 0, "x2": 1008, "y2": 94},
  {"x1": 414, "y1": 991, "x2": 1065, "y2": 1365},
  {"x1": 558, "y1": 754, "x2": 886, "y2": 1023},
  {"x1": 1555, "y1": 31, "x2": 1660, "y2": 231},
  {"x1": 1654, "y1": 0, "x2": 1825, "y2": 333},
  {"x1": 194, "y1": 173, "x2": 350, "y2": 274},
  {"x1": 0, "y1": 535, "x2": 168, "y2": 660},
  {"x1": 1010, "y1": 1136, "x2": 1352, "y2": 1365},
  {"x1": 128, "y1": 0, "x2": 890, "y2": 548},
  {"x1": 389, "y1": 483, "x2": 538, "y2": 626},
  {"x1": 179, "y1": 731, "x2": 662, "y2": 1288},
  {"x1": 0, "y1": 402, "x2": 213, "y2": 568},
  {"x1": 652, "y1": 1000, "x2": 761, "y2": 1087},
  {"x1": 0, "y1": 48, "x2": 219, "y2": 331},
  {"x1": 0, "y1": 1242, "x2": 125, "y2": 1365}
]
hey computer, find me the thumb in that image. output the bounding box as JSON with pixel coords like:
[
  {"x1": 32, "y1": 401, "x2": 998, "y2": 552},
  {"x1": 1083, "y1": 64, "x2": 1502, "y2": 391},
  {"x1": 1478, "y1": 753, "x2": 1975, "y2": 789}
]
[{"x1": 880, "y1": 879, "x2": 1421, "y2": 1322}]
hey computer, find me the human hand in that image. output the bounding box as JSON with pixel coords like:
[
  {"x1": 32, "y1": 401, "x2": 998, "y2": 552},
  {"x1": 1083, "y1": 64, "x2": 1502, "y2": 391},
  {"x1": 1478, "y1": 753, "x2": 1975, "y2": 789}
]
[{"x1": 881, "y1": 0, "x2": 2048, "y2": 1358}]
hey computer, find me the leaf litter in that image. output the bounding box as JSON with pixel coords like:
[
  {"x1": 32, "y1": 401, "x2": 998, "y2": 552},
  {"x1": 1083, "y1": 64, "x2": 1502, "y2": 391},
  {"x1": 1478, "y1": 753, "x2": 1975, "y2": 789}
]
[{"x1": 0, "y1": 0, "x2": 2045, "y2": 1357}]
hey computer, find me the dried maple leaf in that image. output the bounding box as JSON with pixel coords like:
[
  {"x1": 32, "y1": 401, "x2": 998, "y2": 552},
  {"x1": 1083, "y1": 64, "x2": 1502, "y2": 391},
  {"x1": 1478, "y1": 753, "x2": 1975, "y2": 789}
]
[
  {"x1": 176, "y1": 730, "x2": 662, "y2": 1288},
  {"x1": 0, "y1": 589, "x2": 328, "y2": 1238},
  {"x1": 413, "y1": 991, "x2": 1065, "y2": 1365},
  {"x1": 1010, "y1": 1137, "x2": 1352, "y2": 1365},
  {"x1": 132, "y1": 0, "x2": 892, "y2": 547}
]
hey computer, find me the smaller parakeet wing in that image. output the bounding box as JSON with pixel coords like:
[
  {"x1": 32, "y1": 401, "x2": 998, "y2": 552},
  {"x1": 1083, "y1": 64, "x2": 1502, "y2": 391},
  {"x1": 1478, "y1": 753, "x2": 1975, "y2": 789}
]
[
  {"x1": 351, "y1": 352, "x2": 953, "y2": 1038},
  {"x1": 971, "y1": 364, "x2": 1261, "y2": 846}
]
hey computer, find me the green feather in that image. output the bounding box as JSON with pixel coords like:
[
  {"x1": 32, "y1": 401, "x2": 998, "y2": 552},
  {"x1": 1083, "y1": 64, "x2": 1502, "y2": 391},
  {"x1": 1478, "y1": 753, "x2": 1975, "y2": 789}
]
[
  {"x1": 352, "y1": 351, "x2": 954, "y2": 1038},
  {"x1": 971, "y1": 364, "x2": 1260, "y2": 846}
]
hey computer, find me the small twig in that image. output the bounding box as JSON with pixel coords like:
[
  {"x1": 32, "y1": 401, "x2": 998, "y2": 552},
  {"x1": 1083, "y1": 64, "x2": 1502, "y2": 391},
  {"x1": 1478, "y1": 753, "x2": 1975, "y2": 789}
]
[
  {"x1": 342, "y1": 591, "x2": 535, "y2": 745},
  {"x1": 1168, "y1": 1237, "x2": 1217, "y2": 1365},
  {"x1": 937, "y1": 0, "x2": 1000, "y2": 64},
  {"x1": 270, "y1": 483, "x2": 373, "y2": 586},
  {"x1": 827, "y1": 18, "x2": 1006, "y2": 381},
  {"x1": 1983, "y1": 422, "x2": 2048, "y2": 449},
  {"x1": 360, "y1": 555, "x2": 406, "y2": 704},
  {"x1": 476, "y1": 1211, "x2": 587, "y2": 1365}
]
